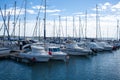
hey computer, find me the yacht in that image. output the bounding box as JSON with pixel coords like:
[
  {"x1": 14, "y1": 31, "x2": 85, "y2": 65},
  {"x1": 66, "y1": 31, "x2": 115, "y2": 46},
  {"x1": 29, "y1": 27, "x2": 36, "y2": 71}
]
[
  {"x1": 18, "y1": 45, "x2": 52, "y2": 62},
  {"x1": 86, "y1": 42, "x2": 104, "y2": 52},
  {"x1": 96, "y1": 42, "x2": 113, "y2": 51},
  {"x1": 46, "y1": 46, "x2": 69, "y2": 62},
  {"x1": 0, "y1": 47, "x2": 11, "y2": 55},
  {"x1": 62, "y1": 41, "x2": 92, "y2": 55}
]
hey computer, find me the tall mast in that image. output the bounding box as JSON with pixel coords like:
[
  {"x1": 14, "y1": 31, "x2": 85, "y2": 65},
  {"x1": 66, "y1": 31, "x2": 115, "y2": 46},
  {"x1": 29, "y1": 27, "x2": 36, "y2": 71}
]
[
  {"x1": 73, "y1": 16, "x2": 75, "y2": 38},
  {"x1": 18, "y1": 19, "x2": 21, "y2": 40},
  {"x1": 66, "y1": 17, "x2": 67, "y2": 38},
  {"x1": 85, "y1": 10, "x2": 87, "y2": 38},
  {"x1": 117, "y1": 19, "x2": 119, "y2": 40},
  {"x1": 24, "y1": 0, "x2": 27, "y2": 39},
  {"x1": 3, "y1": 4, "x2": 6, "y2": 41},
  {"x1": 14, "y1": 1, "x2": 16, "y2": 38},
  {"x1": 44, "y1": 0, "x2": 46, "y2": 40},
  {"x1": 96, "y1": 4, "x2": 98, "y2": 39},
  {"x1": 8, "y1": 12, "x2": 10, "y2": 40},
  {"x1": 53, "y1": 19, "x2": 55, "y2": 38},
  {"x1": 79, "y1": 16, "x2": 81, "y2": 40},
  {"x1": 59, "y1": 16, "x2": 61, "y2": 44},
  {"x1": 38, "y1": 18, "x2": 41, "y2": 41}
]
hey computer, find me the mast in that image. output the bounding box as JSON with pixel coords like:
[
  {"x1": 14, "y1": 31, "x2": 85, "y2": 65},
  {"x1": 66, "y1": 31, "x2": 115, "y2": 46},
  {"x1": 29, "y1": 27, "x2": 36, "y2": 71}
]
[
  {"x1": 117, "y1": 19, "x2": 119, "y2": 40},
  {"x1": 24, "y1": 0, "x2": 27, "y2": 39},
  {"x1": 73, "y1": 16, "x2": 75, "y2": 38},
  {"x1": 44, "y1": 0, "x2": 46, "y2": 40},
  {"x1": 79, "y1": 16, "x2": 81, "y2": 40},
  {"x1": 66, "y1": 17, "x2": 67, "y2": 38},
  {"x1": 59, "y1": 16, "x2": 61, "y2": 44},
  {"x1": 3, "y1": 4, "x2": 6, "y2": 41},
  {"x1": 53, "y1": 19, "x2": 55, "y2": 39},
  {"x1": 18, "y1": 19, "x2": 21, "y2": 40},
  {"x1": 14, "y1": 1, "x2": 16, "y2": 38},
  {"x1": 85, "y1": 10, "x2": 87, "y2": 38},
  {"x1": 96, "y1": 4, "x2": 98, "y2": 39},
  {"x1": 38, "y1": 18, "x2": 41, "y2": 41},
  {"x1": 7, "y1": 12, "x2": 10, "y2": 40}
]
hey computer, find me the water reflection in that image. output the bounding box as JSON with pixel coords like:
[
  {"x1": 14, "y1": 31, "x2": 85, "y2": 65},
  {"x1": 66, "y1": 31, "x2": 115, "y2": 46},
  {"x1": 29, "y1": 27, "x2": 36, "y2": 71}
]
[
  {"x1": 32, "y1": 56, "x2": 92, "y2": 80},
  {"x1": 0, "y1": 60, "x2": 32, "y2": 80},
  {"x1": 32, "y1": 51, "x2": 120, "y2": 80},
  {"x1": 1, "y1": 50, "x2": 120, "y2": 80}
]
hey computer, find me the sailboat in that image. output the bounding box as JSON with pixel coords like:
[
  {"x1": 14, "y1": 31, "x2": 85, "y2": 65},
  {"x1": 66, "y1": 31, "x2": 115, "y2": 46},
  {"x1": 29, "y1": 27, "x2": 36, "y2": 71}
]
[
  {"x1": 19, "y1": 44, "x2": 52, "y2": 62},
  {"x1": 45, "y1": 45, "x2": 68, "y2": 61},
  {"x1": 61, "y1": 40, "x2": 92, "y2": 55},
  {"x1": 18, "y1": 0, "x2": 53, "y2": 62}
]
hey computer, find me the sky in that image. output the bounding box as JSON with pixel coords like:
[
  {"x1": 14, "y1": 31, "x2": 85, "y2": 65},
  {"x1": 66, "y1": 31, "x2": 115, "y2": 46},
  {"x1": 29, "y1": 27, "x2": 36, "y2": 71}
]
[{"x1": 0, "y1": 0, "x2": 120, "y2": 39}]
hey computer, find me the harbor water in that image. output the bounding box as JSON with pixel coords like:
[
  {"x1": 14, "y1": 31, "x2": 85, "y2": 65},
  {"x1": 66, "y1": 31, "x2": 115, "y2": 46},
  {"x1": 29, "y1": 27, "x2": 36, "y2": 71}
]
[{"x1": 0, "y1": 50, "x2": 120, "y2": 80}]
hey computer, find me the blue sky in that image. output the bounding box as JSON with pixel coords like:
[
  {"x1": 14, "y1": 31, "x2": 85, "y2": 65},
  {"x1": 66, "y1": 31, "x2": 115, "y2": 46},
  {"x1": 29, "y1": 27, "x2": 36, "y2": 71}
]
[
  {"x1": 0, "y1": 0, "x2": 120, "y2": 38},
  {"x1": 0, "y1": 0, "x2": 119, "y2": 19}
]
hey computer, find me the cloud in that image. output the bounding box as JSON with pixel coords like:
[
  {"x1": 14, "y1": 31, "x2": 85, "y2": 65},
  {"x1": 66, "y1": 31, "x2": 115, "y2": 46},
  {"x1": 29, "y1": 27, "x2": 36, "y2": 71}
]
[
  {"x1": 0, "y1": 7, "x2": 37, "y2": 16},
  {"x1": 0, "y1": 1, "x2": 120, "y2": 38},
  {"x1": 112, "y1": 2, "x2": 120, "y2": 9},
  {"x1": 50, "y1": 13, "x2": 60, "y2": 16},
  {"x1": 97, "y1": 2, "x2": 120, "y2": 12},
  {"x1": 92, "y1": 2, "x2": 111, "y2": 11},
  {"x1": 27, "y1": 9, "x2": 36, "y2": 14},
  {"x1": 32, "y1": 5, "x2": 62, "y2": 14},
  {"x1": 73, "y1": 12, "x2": 84, "y2": 16},
  {"x1": 32, "y1": 5, "x2": 45, "y2": 9},
  {"x1": 0, "y1": 7, "x2": 25, "y2": 16},
  {"x1": 46, "y1": 9, "x2": 61, "y2": 13}
]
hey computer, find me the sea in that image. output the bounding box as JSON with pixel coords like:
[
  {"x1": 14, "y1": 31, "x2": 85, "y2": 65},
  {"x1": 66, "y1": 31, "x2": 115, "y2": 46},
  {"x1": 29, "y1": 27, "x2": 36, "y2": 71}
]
[{"x1": 0, "y1": 50, "x2": 120, "y2": 80}]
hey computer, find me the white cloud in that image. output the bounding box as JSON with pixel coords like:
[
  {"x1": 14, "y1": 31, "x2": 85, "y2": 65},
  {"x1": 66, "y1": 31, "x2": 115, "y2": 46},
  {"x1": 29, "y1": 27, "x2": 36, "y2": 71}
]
[
  {"x1": 46, "y1": 9, "x2": 61, "y2": 13},
  {"x1": 32, "y1": 5, "x2": 45, "y2": 9},
  {"x1": 50, "y1": 13, "x2": 60, "y2": 16},
  {"x1": 92, "y1": 2, "x2": 112, "y2": 11},
  {"x1": 0, "y1": 7, "x2": 25, "y2": 16},
  {"x1": 0, "y1": 1, "x2": 120, "y2": 38},
  {"x1": 27, "y1": 9, "x2": 36, "y2": 14},
  {"x1": 73, "y1": 12, "x2": 83, "y2": 15},
  {"x1": 100, "y1": 2, "x2": 111, "y2": 10},
  {"x1": 104, "y1": 2, "x2": 111, "y2": 6},
  {"x1": 0, "y1": 7, "x2": 37, "y2": 16},
  {"x1": 32, "y1": 5, "x2": 61, "y2": 13},
  {"x1": 112, "y1": 2, "x2": 120, "y2": 9}
]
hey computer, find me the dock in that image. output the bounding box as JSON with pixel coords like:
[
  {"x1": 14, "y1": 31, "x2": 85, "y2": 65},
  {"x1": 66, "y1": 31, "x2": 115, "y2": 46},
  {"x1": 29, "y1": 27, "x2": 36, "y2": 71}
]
[{"x1": 0, "y1": 51, "x2": 33, "y2": 64}]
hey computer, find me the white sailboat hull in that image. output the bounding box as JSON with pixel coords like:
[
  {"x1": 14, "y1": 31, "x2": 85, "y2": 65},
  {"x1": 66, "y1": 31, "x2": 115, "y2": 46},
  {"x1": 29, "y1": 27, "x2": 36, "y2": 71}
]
[
  {"x1": 19, "y1": 53, "x2": 51, "y2": 62},
  {"x1": 62, "y1": 48, "x2": 90, "y2": 56},
  {"x1": 50, "y1": 54, "x2": 68, "y2": 61},
  {"x1": 103, "y1": 47, "x2": 113, "y2": 51},
  {"x1": 0, "y1": 48, "x2": 10, "y2": 55}
]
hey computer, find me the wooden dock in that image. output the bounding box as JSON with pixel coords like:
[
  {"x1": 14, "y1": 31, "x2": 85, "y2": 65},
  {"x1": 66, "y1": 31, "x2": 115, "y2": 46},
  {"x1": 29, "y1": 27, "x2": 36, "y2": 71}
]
[{"x1": 0, "y1": 51, "x2": 33, "y2": 64}]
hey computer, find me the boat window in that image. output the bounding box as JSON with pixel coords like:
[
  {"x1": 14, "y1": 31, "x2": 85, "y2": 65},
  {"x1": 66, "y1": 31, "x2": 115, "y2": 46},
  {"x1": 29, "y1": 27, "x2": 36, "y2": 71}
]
[
  {"x1": 53, "y1": 48, "x2": 60, "y2": 52},
  {"x1": 49, "y1": 48, "x2": 52, "y2": 52},
  {"x1": 49, "y1": 48, "x2": 60, "y2": 52}
]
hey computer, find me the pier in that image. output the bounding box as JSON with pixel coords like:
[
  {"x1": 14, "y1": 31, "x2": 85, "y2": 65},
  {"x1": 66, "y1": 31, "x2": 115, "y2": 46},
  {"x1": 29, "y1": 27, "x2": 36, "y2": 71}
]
[{"x1": 0, "y1": 51, "x2": 33, "y2": 64}]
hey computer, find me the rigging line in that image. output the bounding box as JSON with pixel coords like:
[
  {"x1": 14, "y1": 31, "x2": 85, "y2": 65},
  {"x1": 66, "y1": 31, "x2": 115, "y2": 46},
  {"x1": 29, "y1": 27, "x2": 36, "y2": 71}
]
[
  {"x1": 0, "y1": 7, "x2": 10, "y2": 39},
  {"x1": 11, "y1": 0, "x2": 24, "y2": 36},
  {"x1": 14, "y1": 0, "x2": 24, "y2": 27},
  {"x1": 0, "y1": 10, "x2": 11, "y2": 33},
  {"x1": 32, "y1": 0, "x2": 44, "y2": 37},
  {"x1": 0, "y1": 24, "x2": 4, "y2": 32}
]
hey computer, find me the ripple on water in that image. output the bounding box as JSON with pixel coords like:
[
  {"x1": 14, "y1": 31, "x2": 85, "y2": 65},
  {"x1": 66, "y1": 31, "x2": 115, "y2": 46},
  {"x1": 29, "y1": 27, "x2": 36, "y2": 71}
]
[{"x1": 1, "y1": 50, "x2": 120, "y2": 80}]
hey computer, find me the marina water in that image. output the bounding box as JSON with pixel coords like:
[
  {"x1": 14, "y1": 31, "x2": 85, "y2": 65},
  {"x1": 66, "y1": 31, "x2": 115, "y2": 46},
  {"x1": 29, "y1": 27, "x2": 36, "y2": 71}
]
[{"x1": 0, "y1": 50, "x2": 120, "y2": 80}]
